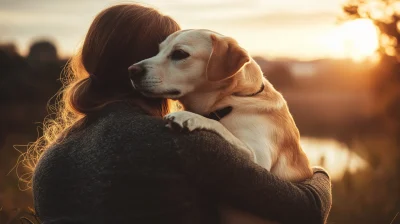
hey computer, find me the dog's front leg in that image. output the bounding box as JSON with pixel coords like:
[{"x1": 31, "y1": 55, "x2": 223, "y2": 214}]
[{"x1": 164, "y1": 111, "x2": 254, "y2": 160}]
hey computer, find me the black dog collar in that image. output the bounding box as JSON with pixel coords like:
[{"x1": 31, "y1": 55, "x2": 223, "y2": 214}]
[
  {"x1": 206, "y1": 106, "x2": 233, "y2": 121},
  {"x1": 233, "y1": 83, "x2": 265, "y2": 97},
  {"x1": 205, "y1": 83, "x2": 264, "y2": 121}
]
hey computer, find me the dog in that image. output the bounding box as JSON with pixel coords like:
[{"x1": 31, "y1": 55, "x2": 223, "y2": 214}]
[{"x1": 129, "y1": 29, "x2": 313, "y2": 223}]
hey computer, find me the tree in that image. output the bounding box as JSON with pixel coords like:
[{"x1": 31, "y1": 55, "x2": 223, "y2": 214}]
[
  {"x1": 343, "y1": 0, "x2": 400, "y2": 131},
  {"x1": 27, "y1": 40, "x2": 58, "y2": 62},
  {"x1": 338, "y1": 1, "x2": 400, "y2": 223}
]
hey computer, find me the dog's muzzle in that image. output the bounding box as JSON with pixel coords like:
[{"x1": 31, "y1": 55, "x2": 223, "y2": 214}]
[{"x1": 128, "y1": 64, "x2": 146, "y2": 87}]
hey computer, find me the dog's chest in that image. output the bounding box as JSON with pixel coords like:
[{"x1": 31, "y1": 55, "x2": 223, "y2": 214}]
[{"x1": 220, "y1": 115, "x2": 277, "y2": 170}]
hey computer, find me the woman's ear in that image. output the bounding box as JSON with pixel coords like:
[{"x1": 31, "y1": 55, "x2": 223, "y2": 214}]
[{"x1": 206, "y1": 34, "x2": 250, "y2": 82}]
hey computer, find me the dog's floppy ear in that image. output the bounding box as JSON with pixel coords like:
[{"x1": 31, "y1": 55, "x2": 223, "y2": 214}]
[{"x1": 206, "y1": 34, "x2": 250, "y2": 82}]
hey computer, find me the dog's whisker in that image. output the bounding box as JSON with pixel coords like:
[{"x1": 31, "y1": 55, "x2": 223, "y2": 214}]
[
  {"x1": 143, "y1": 79, "x2": 161, "y2": 82},
  {"x1": 141, "y1": 82, "x2": 162, "y2": 85},
  {"x1": 141, "y1": 80, "x2": 162, "y2": 83}
]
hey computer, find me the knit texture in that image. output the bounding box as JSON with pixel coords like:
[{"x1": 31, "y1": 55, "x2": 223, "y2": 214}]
[{"x1": 33, "y1": 102, "x2": 332, "y2": 224}]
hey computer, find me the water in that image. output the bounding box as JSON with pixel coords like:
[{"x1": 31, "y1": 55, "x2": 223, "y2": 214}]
[{"x1": 300, "y1": 137, "x2": 368, "y2": 180}]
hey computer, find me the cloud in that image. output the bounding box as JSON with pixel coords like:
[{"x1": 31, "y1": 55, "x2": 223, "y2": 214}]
[
  {"x1": 0, "y1": 11, "x2": 86, "y2": 26},
  {"x1": 173, "y1": 11, "x2": 338, "y2": 30},
  {"x1": 0, "y1": 0, "x2": 339, "y2": 29},
  {"x1": 225, "y1": 11, "x2": 338, "y2": 27},
  {"x1": 0, "y1": 0, "x2": 342, "y2": 58}
]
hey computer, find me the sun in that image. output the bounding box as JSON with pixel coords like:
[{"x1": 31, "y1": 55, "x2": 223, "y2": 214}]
[{"x1": 327, "y1": 19, "x2": 379, "y2": 62}]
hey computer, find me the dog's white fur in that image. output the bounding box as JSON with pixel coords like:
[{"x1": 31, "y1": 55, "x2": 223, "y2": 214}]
[{"x1": 130, "y1": 29, "x2": 312, "y2": 224}]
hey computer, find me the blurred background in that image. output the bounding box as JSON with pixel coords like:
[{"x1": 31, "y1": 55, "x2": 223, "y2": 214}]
[{"x1": 0, "y1": 0, "x2": 399, "y2": 223}]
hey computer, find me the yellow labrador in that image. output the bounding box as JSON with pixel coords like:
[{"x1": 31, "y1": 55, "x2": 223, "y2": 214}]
[{"x1": 129, "y1": 29, "x2": 313, "y2": 223}]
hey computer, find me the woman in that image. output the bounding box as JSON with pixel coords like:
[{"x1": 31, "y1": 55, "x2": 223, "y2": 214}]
[{"x1": 28, "y1": 4, "x2": 331, "y2": 224}]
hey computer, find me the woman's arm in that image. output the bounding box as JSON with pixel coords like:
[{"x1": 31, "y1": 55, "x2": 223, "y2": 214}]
[{"x1": 174, "y1": 130, "x2": 332, "y2": 224}]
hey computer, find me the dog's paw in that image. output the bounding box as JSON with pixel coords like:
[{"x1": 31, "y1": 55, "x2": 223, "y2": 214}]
[{"x1": 164, "y1": 111, "x2": 207, "y2": 132}]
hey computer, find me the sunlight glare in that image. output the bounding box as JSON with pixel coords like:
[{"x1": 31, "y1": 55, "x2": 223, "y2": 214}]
[{"x1": 327, "y1": 19, "x2": 379, "y2": 62}]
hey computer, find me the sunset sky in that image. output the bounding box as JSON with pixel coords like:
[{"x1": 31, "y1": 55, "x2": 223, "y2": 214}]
[{"x1": 0, "y1": 0, "x2": 378, "y2": 60}]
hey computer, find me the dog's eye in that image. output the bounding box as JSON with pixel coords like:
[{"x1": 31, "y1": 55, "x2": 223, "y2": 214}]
[{"x1": 170, "y1": 49, "x2": 190, "y2": 61}]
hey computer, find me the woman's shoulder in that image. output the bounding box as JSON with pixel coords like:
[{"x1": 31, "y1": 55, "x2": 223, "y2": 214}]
[
  {"x1": 93, "y1": 102, "x2": 227, "y2": 146},
  {"x1": 33, "y1": 101, "x2": 232, "y2": 183}
]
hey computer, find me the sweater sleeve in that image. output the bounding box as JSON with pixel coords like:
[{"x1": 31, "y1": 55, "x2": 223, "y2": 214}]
[{"x1": 174, "y1": 130, "x2": 332, "y2": 224}]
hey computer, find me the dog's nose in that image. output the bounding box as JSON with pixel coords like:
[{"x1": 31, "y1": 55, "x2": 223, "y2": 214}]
[
  {"x1": 128, "y1": 64, "x2": 147, "y2": 84},
  {"x1": 128, "y1": 64, "x2": 144, "y2": 77}
]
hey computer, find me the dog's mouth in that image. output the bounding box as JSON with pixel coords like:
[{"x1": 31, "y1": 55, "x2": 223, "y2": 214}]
[
  {"x1": 139, "y1": 89, "x2": 182, "y2": 99},
  {"x1": 131, "y1": 79, "x2": 182, "y2": 99}
]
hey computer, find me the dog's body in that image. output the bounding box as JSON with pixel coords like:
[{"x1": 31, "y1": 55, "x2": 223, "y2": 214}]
[{"x1": 129, "y1": 29, "x2": 313, "y2": 223}]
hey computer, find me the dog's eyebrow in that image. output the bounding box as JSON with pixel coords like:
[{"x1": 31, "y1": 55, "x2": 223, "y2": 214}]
[
  {"x1": 172, "y1": 44, "x2": 185, "y2": 49},
  {"x1": 160, "y1": 38, "x2": 172, "y2": 49},
  {"x1": 160, "y1": 31, "x2": 187, "y2": 49},
  {"x1": 159, "y1": 30, "x2": 189, "y2": 50}
]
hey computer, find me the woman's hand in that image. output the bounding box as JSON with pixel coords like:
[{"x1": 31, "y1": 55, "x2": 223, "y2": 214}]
[{"x1": 175, "y1": 130, "x2": 332, "y2": 224}]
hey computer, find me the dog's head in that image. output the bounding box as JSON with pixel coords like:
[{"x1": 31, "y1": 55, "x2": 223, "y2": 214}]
[{"x1": 129, "y1": 29, "x2": 264, "y2": 113}]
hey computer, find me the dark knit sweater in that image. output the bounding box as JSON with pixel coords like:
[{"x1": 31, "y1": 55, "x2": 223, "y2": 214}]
[{"x1": 32, "y1": 102, "x2": 332, "y2": 224}]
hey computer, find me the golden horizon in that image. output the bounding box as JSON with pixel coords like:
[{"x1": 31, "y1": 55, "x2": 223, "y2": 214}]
[{"x1": 0, "y1": 0, "x2": 379, "y2": 61}]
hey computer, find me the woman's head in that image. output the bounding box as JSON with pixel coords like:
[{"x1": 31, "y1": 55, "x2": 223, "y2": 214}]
[
  {"x1": 69, "y1": 4, "x2": 180, "y2": 115},
  {"x1": 21, "y1": 4, "x2": 180, "y2": 186}
]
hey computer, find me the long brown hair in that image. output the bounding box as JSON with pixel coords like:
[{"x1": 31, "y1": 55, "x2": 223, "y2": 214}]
[{"x1": 19, "y1": 4, "x2": 180, "y2": 188}]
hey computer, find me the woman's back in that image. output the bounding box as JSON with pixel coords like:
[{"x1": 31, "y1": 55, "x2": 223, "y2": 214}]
[
  {"x1": 30, "y1": 4, "x2": 331, "y2": 224},
  {"x1": 33, "y1": 102, "x2": 218, "y2": 224}
]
